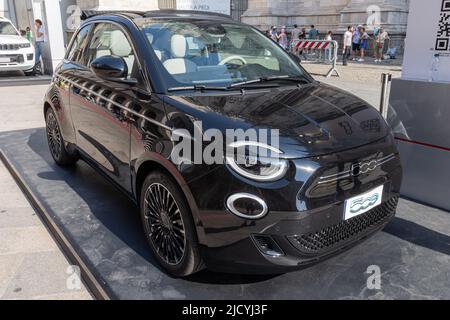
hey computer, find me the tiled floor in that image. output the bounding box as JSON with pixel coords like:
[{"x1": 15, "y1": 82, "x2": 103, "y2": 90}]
[{"x1": 0, "y1": 162, "x2": 92, "y2": 300}]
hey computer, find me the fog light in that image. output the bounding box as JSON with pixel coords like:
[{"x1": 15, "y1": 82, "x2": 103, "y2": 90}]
[
  {"x1": 253, "y1": 235, "x2": 284, "y2": 257},
  {"x1": 27, "y1": 54, "x2": 34, "y2": 61},
  {"x1": 226, "y1": 193, "x2": 268, "y2": 220}
]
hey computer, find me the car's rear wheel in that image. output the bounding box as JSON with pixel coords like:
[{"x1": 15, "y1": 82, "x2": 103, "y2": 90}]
[
  {"x1": 45, "y1": 108, "x2": 79, "y2": 166},
  {"x1": 140, "y1": 171, "x2": 204, "y2": 277}
]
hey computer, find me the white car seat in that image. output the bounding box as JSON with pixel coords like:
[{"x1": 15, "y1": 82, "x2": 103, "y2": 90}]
[{"x1": 163, "y1": 34, "x2": 197, "y2": 75}]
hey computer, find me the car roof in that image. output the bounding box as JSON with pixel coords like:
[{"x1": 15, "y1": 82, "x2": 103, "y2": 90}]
[
  {"x1": 82, "y1": 9, "x2": 234, "y2": 22},
  {"x1": 143, "y1": 10, "x2": 234, "y2": 21}
]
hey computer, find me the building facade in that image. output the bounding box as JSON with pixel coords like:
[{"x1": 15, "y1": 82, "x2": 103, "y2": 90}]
[
  {"x1": 242, "y1": 0, "x2": 410, "y2": 52},
  {"x1": 2, "y1": 0, "x2": 409, "y2": 75}
]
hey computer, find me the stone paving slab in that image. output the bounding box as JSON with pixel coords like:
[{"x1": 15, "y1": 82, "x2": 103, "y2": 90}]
[{"x1": 0, "y1": 162, "x2": 92, "y2": 300}]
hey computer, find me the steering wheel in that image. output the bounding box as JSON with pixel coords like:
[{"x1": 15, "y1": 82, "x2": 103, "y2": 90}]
[{"x1": 219, "y1": 55, "x2": 247, "y2": 66}]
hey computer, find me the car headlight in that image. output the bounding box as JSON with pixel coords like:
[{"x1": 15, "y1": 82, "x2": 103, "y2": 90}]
[
  {"x1": 225, "y1": 141, "x2": 289, "y2": 182},
  {"x1": 19, "y1": 43, "x2": 31, "y2": 48}
]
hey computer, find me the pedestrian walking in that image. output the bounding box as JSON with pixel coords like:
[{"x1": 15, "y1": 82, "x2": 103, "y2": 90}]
[
  {"x1": 300, "y1": 28, "x2": 306, "y2": 39},
  {"x1": 294, "y1": 28, "x2": 308, "y2": 60},
  {"x1": 291, "y1": 24, "x2": 300, "y2": 41},
  {"x1": 279, "y1": 26, "x2": 288, "y2": 50},
  {"x1": 270, "y1": 26, "x2": 279, "y2": 42},
  {"x1": 359, "y1": 27, "x2": 370, "y2": 62},
  {"x1": 375, "y1": 27, "x2": 390, "y2": 63},
  {"x1": 290, "y1": 24, "x2": 300, "y2": 52},
  {"x1": 352, "y1": 26, "x2": 361, "y2": 61},
  {"x1": 343, "y1": 26, "x2": 353, "y2": 66},
  {"x1": 308, "y1": 25, "x2": 319, "y2": 56},
  {"x1": 308, "y1": 25, "x2": 319, "y2": 40},
  {"x1": 34, "y1": 19, "x2": 46, "y2": 74},
  {"x1": 372, "y1": 27, "x2": 380, "y2": 58},
  {"x1": 26, "y1": 27, "x2": 33, "y2": 43},
  {"x1": 325, "y1": 31, "x2": 333, "y2": 62}
]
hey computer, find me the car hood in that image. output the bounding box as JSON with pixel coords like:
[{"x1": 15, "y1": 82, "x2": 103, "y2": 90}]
[
  {"x1": 165, "y1": 83, "x2": 390, "y2": 159},
  {"x1": 0, "y1": 35, "x2": 30, "y2": 45}
]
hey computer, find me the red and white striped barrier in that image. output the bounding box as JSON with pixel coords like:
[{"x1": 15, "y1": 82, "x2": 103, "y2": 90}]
[
  {"x1": 294, "y1": 40, "x2": 332, "y2": 50},
  {"x1": 291, "y1": 39, "x2": 340, "y2": 78}
]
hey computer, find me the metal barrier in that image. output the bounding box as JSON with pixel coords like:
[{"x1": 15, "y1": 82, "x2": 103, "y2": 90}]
[{"x1": 292, "y1": 40, "x2": 340, "y2": 78}]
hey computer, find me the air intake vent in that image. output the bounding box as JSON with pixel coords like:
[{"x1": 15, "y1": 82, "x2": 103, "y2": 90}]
[
  {"x1": 288, "y1": 196, "x2": 399, "y2": 254},
  {"x1": 253, "y1": 235, "x2": 284, "y2": 257}
]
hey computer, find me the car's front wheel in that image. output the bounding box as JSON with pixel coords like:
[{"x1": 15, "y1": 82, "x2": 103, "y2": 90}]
[
  {"x1": 45, "y1": 108, "x2": 79, "y2": 166},
  {"x1": 140, "y1": 171, "x2": 204, "y2": 277}
]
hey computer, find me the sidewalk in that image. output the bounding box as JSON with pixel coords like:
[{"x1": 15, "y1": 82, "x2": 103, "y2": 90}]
[
  {"x1": 0, "y1": 71, "x2": 51, "y2": 87},
  {"x1": 302, "y1": 59, "x2": 402, "y2": 108},
  {"x1": 0, "y1": 85, "x2": 91, "y2": 300}
]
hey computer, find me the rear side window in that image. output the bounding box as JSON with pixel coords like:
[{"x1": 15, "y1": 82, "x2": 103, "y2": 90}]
[{"x1": 66, "y1": 25, "x2": 92, "y2": 65}]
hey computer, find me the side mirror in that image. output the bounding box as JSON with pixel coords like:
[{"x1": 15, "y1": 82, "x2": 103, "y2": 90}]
[{"x1": 91, "y1": 55, "x2": 128, "y2": 80}]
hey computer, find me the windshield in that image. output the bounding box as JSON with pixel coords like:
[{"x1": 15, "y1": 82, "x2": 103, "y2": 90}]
[
  {"x1": 136, "y1": 18, "x2": 310, "y2": 89},
  {"x1": 0, "y1": 21, "x2": 18, "y2": 36}
]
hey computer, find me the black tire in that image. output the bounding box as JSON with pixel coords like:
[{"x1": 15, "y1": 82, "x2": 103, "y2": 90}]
[
  {"x1": 45, "y1": 108, "x2": 79, "y2": 166},
  {"x1": 140, "y1": 171, "x2": 204, "y2": 277},
  {"x1": 24, "y1": 71, "x2": 35, "y2": 77}
]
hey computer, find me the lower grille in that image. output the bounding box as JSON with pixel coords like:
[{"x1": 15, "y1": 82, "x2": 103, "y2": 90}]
[
  {"x1": 0, "y1": 54, "x2": 24, "y2": 64},
  {"x1": 288, "y1": 196, "x2": 399, "y2": 254}
]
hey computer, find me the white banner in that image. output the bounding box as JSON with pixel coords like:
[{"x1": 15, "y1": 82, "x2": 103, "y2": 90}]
[
  {"x1": 402, "y1": 0, "x2": 450, "y2": 82},
  {"x1": 176, "y1": 0, "x2": 231, "y2": 16}
]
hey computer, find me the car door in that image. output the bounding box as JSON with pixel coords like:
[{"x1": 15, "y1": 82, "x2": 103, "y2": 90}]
[
  {"x1": 69, "y1": 22, "x2": 145, "y2": 194},
  {"x1": 51, "y1": 24, "x2": 93, "y2": 146}
]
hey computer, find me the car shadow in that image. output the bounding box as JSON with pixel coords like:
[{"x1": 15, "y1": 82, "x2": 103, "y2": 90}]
[{"x1": 383, "y1": 217, "x2": 450, "y2": 256}]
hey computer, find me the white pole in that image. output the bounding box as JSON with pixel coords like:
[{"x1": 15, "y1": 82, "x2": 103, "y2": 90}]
[{"x1": 37, "y1": 0, "x2": 66, "y2": 74}]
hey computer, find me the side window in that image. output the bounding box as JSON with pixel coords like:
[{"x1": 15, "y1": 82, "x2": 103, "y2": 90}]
[
  {"x1": 66, "y1": 25, "x2": 92, "y2": 65},
  {"x1": 85, "y1": 23, "x2": 136, "y2": 77}
]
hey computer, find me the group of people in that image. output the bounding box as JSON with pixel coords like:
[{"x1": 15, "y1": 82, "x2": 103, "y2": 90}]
[
  {"x1": 19, "y1": 19, "x2": 46, "y2": 75},
  {"x1": 267, "y1": 24, "x2": 320, "y2": 51},
  {"x1": 342, "y1": 25, "x2": 390, "y2": 65},
  {"x1": 267, "y1": 23, "x2": 392, "y2": 65}
]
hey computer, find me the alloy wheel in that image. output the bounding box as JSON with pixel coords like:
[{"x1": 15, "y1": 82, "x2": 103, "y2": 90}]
[
  {"x1": 144, "y1": 183, "x2": 186, "y2": 265},
  {"x1": 46, "y1": 111, "x2": 62, "y2": 160}
]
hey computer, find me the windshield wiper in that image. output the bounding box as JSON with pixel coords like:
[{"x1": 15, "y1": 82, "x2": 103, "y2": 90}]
[
  {"x1": 230, "y1": 75, "x2": 310, "y2": 88},
  {"x1": 167, "y1": 85, "x2": 230, "y2": 92}
]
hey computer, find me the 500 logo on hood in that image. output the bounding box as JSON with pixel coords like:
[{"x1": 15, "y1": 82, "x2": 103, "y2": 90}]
[{"x1": 350, "y1": 194, "x2": 380, "y2": 214}]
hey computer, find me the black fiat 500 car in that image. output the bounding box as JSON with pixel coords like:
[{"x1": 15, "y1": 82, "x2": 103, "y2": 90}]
[{"x1": 44, "y1": 10, "x2": 402, "y2": 276}]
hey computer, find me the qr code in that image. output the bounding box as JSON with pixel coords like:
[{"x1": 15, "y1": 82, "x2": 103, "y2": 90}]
[
  {"x1": 436, "y1": 0, "x2": 450, "y2": 50},
  {"x1": 442, "y1": 0, "x2": 450, "y2": 11}
]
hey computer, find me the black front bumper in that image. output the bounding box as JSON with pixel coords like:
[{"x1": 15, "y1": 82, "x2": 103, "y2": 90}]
[
  {"x1": 186, "y1": 136, "x2": 403, "y2": 274},
  {"x1": 199, "y1": 195, "x2": 398, "y2": 274}
]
